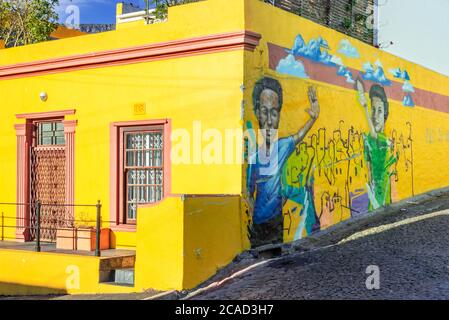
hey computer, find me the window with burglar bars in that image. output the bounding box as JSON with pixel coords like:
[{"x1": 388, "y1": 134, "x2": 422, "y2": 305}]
[
  {"x1": 36, "y1": 121, "x2": 65, "y2": 146},
  {"x1": 124, "y1": 129, "x2": 164, "y2": 222}
]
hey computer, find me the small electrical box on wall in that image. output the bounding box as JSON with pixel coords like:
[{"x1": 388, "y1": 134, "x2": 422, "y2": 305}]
[{"x1": 134, "y1": 103, "x2": 146, "y2": 115}]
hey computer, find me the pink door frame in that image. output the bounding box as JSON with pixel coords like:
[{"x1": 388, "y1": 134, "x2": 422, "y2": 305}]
[
  {"x1": 109, "y1": 119, "x2": 172, "y2": 231},
  {"x1": 14, "y1": 109, "x2": 77, "y2": 242}
]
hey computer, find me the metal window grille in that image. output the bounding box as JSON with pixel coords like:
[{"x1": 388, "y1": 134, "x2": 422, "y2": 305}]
[
  {"x1": 37, "y1": 121, "x2": 65, "y2": 146},
  {"x1": 124, "y1": 129, "x2": 164, "y2": 221}
]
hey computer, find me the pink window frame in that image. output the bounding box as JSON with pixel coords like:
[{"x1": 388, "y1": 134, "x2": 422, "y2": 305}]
[
  {"x1": 14, "y1": 109, "x2": 77, "y2": 242},
  {"x1": 109, "y1": 119, "x2": 171, "y2": 232}
]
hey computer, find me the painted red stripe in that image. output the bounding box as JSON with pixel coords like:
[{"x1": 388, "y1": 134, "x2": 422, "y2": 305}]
[
  {"x1": 0, "y1": 31, "x2": 261, "y2": 80},
  {"x1": 268, "y1": 42, "x2": 449, "y2": 114}
]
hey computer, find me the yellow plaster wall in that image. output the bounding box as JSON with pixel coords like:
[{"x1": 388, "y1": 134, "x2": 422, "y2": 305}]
[
  {"x1": 0, "y1": 0, "x2": 248, "y2": 294},
  {"x1": 242, "y1": 0, "x2": 449, "y2": 245},
  {"x1": 0, "y1": 205, "x2": 17, "y2": 242},
  {"x1": 134, "y1": 194, "x2": 244, "y2": 291},
  {"x1": 183, "y1": 195, "x2": 243, "y2": 289},
  {"x1": 5, "y1": 0, "x2": 449, "y2": 294},
  {"x1": 135, "y1": 197, "x2": 184, "y2": 291},
  {"x1": 0, "y1": 31, "x2": 244, "y2": 248},
  {"x1": 0, "y1": 249, "x2": 136, "y2": 295}
]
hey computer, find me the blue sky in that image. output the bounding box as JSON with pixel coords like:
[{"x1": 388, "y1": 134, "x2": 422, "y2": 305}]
[{"x1": 56, "y1": 0, "x2": 151, "y2": 24}]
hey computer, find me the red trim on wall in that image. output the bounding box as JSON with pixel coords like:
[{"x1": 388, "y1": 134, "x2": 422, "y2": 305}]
[
  {"x1": 0, "y1": 31, "x2": 261, "y2": 80},
  {"x1": 109, "y1": 119, "x2": 172, "y2": 230},
  {"x1": 110, "y1": 124, "x2": 120, "y2": 226},
  {"x1": 63, "y1": 120, "x2": 77, "y2": 220},
  {"x1": 14, "y1": 123, "x2": 33, "y2": 241},
  {"x1": 16, "y1": 109, "x2": 76, "y2": 120},
  {"x1": 268, "y1": 42, "x2": 449, "y2": 115}
]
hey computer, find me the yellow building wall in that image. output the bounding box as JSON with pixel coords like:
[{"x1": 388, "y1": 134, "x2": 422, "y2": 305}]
[
  {"x1": 242, "y1": 0, "x2": 449, "y2": 246},
  {"x1": 0, "y1": 194, "x2": 244, "y2": 295},
  {"x1": 135, "y1": 195, "x2": 243, "y2": 291},
  {"x1": 0, "y1": 249, "x2": 136, "y2": 295},
  {"x1": 135, "y1": 197, "x2": 185, "y2": 291},
  {"x1": 0, "y1": 0, "x2": 246, "y2": 248},
  {"x1": 0, "y1": 205, "x2": 17, "y2": 242},
  {"x1": 0, "y1": 50, "x2": 244, "y2": 247},
  {"x1": 0, "y1": 0, "x2": 248, "y2": 294},
  {"x1": 183, "y1": 195, "x2": 243, "y2": 289},
  {"x1": 4, "y1": 0, "x2": 449, "y2": 294}
]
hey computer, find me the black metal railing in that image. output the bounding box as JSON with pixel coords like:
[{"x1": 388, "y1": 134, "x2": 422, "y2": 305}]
[
  {"x1": 0, "y1": 201, "x2": 113, "y2": 257},
  {"x1": 262, "y1": 0, "x2": 375, "y2": 46}
]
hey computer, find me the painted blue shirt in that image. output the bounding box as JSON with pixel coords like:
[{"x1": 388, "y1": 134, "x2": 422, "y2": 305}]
[{"x1": 247, "y1": 136, "x2": 296, "y2": 224}]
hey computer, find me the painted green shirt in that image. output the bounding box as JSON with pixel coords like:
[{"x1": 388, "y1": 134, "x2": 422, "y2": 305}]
[{"x1": 363, "y1": 133, "x2": 397, "y2": 210}]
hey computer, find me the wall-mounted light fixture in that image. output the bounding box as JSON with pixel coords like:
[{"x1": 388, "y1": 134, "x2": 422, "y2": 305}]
[{"x1": 39, "y1": 92, "x2": 48, "y2": 102}]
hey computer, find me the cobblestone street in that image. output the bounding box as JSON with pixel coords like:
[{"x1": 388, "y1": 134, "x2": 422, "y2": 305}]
[
  {"x1": 3, "y1": 191, "x2": 449, "y2": 300},
  {"x1": 193, "y1": 192, "x2": 449, "y2": 300}
]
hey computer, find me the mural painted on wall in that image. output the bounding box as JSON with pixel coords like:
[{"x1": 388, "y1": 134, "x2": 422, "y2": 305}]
[
  {"x1": 355, "y1": 77, "x2": 398, "y2": 211},
  {"x1": 245, "y1": 32, "x2": 416, "y2": 248},
  {"x1": 246, "y1": 77, "x2": 321, "y2": 247}
]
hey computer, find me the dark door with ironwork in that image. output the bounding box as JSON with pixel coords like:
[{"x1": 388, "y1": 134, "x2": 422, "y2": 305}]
[{"x1": 30, "y1": 121, "x2": 68, "y2": 241}]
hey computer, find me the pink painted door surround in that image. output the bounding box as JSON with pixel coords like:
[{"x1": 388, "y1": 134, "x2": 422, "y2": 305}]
[{"x1": 14, "y1": 110, "x2": 76, "y2": 242}]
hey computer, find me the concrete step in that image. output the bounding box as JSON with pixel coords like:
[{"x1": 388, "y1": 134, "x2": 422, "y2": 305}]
[
  {"x1": 99, "y1": 255, "x2": 135, "y2": 272},
  {"x1": 114, "y1": 268, "x2": 134, "y2": 286},
  {"x1": 99, "y1": 268, "x2": 135, "y2": 286},
  {"x1": 98, "y1": 255, "x2": 136, "y2": 285}
]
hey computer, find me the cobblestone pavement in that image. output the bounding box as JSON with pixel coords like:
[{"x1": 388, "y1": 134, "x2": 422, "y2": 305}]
[
  {"x1": 3, "y1": 191, "x2": 449, "y2": 300},
  {"x1": 193, "y1": 192, "x2": 449, "y2": 300}
]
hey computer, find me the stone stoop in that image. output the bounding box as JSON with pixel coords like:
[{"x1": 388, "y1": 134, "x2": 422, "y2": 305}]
[{"x1": 99, "y1": 255, "x2": 135, "y2": 286}]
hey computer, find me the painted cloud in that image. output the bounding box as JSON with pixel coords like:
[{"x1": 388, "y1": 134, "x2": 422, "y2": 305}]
[
  {"x1": 403, "y1": 94, "x2": 415, "y2": 107},
  {"x1": 288, "y1": 34, "x2": 336, "y2": 66},
  {"x1": 390, "y1": 67, "x2": 416, "y2": 107},
  {"x1": 276, "y1": 54, "x2": 309, "y2": 78},
  {"x1": 403, "y1": 81, "x2": 415, "y2": 93},
  {"x1": 337, "y1": 66, "x2": 355, "y2": 84},
  {"x1": 389, "y1": 68, "x2": 411, "y2": 81},
  {"x1": 338, "y1": 39, "x2": 360, "y2": 58},
  {"x1": 285, "y1": 33, "x2": 355, "y2": 84},
  {"x1": 330, "y1": 55, "x2": 344, "y2": 66},
  {"x1": 361, "y1": 60, "x2": 392, "y2": 86}
]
